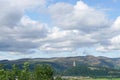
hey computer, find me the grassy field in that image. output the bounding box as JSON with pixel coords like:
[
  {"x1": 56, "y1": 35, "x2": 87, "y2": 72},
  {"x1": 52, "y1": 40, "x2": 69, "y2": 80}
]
[
  {"x1": 63, "y1": 77, "x2": 120, "y2": 80},
  {"x1": 89, "y1": 78, "x2": 120, "y2": 80},
  {"x1": 67, "y1": 78, "x2": 120, "y2": 80}
]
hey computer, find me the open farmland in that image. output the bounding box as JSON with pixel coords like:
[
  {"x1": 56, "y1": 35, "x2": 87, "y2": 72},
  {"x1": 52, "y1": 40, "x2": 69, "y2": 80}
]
[{"x1": 62, "y1": 77, "x2": 120, "y2": 80}]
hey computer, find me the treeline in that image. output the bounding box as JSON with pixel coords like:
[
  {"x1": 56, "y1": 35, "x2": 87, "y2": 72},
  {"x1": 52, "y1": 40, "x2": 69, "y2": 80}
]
[
  {"x1": 1, "y1": 62, "x2": 120, "y2": 80},
  {"x1": 0, "y1": 62, "x2": 64, "y2": 80},
  {"x1": 63, "y1": 65, "x2": 120, "y2": 78}
]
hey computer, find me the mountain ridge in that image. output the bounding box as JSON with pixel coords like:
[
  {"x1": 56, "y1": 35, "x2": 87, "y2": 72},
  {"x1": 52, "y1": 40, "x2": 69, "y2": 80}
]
[{"x1": 0, "y1": 55, "x2": 120, "y2": 69}]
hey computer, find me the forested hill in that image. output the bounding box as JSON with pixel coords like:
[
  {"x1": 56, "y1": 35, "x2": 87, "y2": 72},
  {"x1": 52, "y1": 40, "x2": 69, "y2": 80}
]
[
  {"x1": 0, "y1": 55, "x2": 120, "y2": 69},
  {"x1": 1, "y1": 55, "x2": 120, "y2": 77}
]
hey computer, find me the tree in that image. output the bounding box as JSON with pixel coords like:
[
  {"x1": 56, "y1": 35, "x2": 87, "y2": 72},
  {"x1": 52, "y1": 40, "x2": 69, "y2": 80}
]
[
  {"x1": 0, "y1": 64, "x2": 6, "y2": 80},
  {"x1": 34, "y1": 64, "x2": 54, "y2": 80},
  {"x1": 8, "y1": 64, "x2": 20, "y2": 80},
  {"x1": 19, "y1": 62, "x2": 30, "y2": 80}
]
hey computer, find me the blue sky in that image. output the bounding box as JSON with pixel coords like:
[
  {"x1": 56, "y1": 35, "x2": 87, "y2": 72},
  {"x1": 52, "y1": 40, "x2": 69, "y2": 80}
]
[{"x1": 0, "y1": 0, "x2": 120, "y2": 60}]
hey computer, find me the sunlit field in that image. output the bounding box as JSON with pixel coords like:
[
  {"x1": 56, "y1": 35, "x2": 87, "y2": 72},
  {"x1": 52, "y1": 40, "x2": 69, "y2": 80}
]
[
  {"x1": 65, "y1": 78, "x2": 120, "y2": 80},
  {"x1": 88, "y1": 78, "x2": 120, "y2": 80},
  {"x1": 62, "y1": 76, "x2": 120, "y2": 80}
]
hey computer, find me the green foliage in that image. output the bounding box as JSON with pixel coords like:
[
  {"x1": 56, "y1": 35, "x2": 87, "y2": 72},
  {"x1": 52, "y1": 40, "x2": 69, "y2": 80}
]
[
  {"x1": 0, "y1": 62, "x2": 55, "y2": 80},
  {"x1": 8, "y1": 64, "x2": 20, "y2": 80},
  {"x1": 63, "y1": 65, "x2": 120, "y2": 77},
  {"x1": 34, "y1": 64, "x2": 54, "y2": 80},
  {"x1": 1, "y1": 62, "x2": 120, "y2": 80},
  {"x1": 19, "y1": 62, "x2": 30, "y2": 80}
]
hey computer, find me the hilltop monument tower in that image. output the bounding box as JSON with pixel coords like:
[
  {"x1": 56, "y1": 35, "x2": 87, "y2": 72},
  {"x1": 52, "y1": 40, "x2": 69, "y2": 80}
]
[
  {"x1": 73, "y1": 60, "x2": 76, "y2": 67},
  {"x1": 72, "y1": 51, "x2": 77, "y2": 67}
]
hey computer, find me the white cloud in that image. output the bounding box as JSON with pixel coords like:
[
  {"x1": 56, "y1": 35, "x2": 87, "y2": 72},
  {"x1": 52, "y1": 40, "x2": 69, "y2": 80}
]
[
  {"x1": 107, "y1": 35, "x2": 120, "y2": 51},
  {"x1": 111, "y1": 35, "x2": 120, "y2": 44},
  {"x1": 0, "y1": 15, "x2": 48, "y2": 53},
  {"x1": 39, "y1": 27, "x2": 97, "y2": 53},
  {"x1": 96, "y1": 16, "x2": 120, "y2": 52},
  {"x1": 96, "y1": 46, "x2": 108, "y2": 52},
  {"x1": 111, "y1": 16, "x2": 120, "y2": 31},
  {"x1": 0, "y1": 0, "x2": 49, "y2": 54},
  {"x1": 95, "y1": 17, "x2": 120, "y2": 52},
  {"x1": 0, "y1": 0, "x2": 47, "y2": 27},
  {"x1": 48, "y1": 1, "x2": 109, "y2": 33},
  {"x1": 0, "y1": 0, "x2": 120, "y2": 56}
]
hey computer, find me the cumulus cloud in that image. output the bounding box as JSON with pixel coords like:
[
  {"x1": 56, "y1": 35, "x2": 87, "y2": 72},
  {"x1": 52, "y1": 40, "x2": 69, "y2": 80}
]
[
  {"x1": 109, "y1": 35, "x2": 120, "y2": 51},
  {"x1": 38, "y1": 27, "x2": 97, "y2": 53},
  {"x1": 0, "y1": 0, "x2": 43, "y2": 25},
  {"x1": 0, "y1": 0, "x2": 49, "y2": 54},
  {"x1": 96, "y1": 16, "x2": 120, "y2": 52},
  {"x1": 0, "y1": 0, "x2": 120, "y2": 56},
  {"x1": 0, "y1": 16, "x2": 48, "y2": 53},
  {"x1": 47, "y1": 0, "x2": 120, "y2": 53},
  {"x1": 48, "y1": 1, "x2": 109, "y2": 33},
  {"x1": 111, "y1": 17, "x2": 120, "y2": 32}
]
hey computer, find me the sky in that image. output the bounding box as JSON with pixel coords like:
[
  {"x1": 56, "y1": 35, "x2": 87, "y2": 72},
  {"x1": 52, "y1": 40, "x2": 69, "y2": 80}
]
[{"x1": 0, "y1": 0, "x2": 120, "y2": 60}]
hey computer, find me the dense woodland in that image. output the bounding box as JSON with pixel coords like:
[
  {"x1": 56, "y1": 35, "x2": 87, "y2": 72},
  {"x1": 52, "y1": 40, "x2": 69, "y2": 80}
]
[
  {"x1": 0, "y1": 62, "x2": 56, "y2": 80},
  {"x1": 63, "y1": 65, "x2": 120, "y2": 78},
  {"x1": 0, "y1": 62, "x2": 120, "y2": 80}
]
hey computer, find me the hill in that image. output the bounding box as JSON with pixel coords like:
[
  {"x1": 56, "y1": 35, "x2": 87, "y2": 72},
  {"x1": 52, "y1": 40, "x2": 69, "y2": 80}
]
[
  {"x1": 1, "y1": 55, "x2": 120, "y2": 77},
  {"x1": 1, "y1": 55, "x2": 120, "y2": 69}
]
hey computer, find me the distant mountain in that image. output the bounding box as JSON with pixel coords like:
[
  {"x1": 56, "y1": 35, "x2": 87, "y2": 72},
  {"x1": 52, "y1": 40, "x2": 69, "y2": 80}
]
[
  {"x1": 1, "y1": 55, "x2": 120, "y2": 70},
  {"x1": 1, "y1": 55, "x2": 120, "y2": 77}
]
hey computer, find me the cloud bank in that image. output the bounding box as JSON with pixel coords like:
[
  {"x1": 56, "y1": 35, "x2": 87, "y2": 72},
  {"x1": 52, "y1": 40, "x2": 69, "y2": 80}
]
[{"x1": 0, "y1": 0, "x2": 120, "y2": 55}]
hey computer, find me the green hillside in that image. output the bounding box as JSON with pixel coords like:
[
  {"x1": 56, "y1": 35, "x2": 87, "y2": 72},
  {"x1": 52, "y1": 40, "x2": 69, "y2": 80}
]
[{"x1": 1, "y1": 55, "x2": 120, "y2": 77}]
